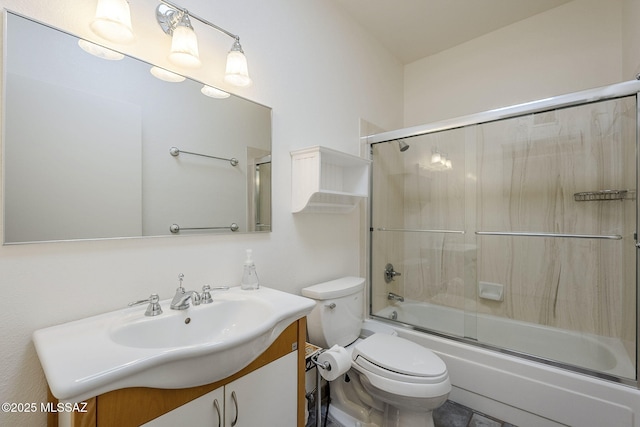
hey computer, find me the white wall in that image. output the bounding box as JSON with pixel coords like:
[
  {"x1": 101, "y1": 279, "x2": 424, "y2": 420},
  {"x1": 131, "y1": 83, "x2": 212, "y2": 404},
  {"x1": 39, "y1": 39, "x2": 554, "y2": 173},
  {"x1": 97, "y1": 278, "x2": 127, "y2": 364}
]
[
  {"x1": 0, "y1": 1, "x2": 403, "y2": 426},
  {"x1": 404, "y1": 0, "x2": 635, "y2": 126}
]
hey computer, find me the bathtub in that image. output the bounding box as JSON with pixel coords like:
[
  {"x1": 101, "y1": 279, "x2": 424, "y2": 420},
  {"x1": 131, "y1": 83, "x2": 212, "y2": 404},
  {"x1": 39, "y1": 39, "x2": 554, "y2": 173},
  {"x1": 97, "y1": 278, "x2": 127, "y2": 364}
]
[
  {"x1": 371, "y1": 301, "x2": 640, "y2": 427},
  {"x1": 375, "y1": 301, "x2": 634, "y2": 379}
]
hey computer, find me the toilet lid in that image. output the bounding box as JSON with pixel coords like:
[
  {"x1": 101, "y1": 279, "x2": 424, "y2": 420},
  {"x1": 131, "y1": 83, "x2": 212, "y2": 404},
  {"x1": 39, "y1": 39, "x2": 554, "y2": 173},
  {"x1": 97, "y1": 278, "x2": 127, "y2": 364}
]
[{"x1": 352, "y1": 334, "x2": 447, "y2": 379}]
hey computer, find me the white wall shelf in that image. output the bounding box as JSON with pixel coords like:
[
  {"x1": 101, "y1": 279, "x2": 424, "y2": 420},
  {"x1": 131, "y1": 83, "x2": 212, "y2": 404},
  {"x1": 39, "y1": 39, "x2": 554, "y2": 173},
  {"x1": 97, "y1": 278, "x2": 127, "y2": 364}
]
[{"x1": 291, "y1": 146, "x2": 370, "y2": 213}]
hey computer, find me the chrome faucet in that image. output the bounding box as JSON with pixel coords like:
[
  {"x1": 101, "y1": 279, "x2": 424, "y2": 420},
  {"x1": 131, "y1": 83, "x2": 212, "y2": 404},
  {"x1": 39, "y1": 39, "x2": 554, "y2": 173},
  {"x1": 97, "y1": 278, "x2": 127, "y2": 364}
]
[
  {"x1": 170, "y1": 274, "x2": 230, "y2": 310},
  {"x1": 171, "y1": 289, "x2": 201, "y2": 310},
  {"x1": 170, "y1": 273, "x2": 201, "y2": 310},
  {"x1": 388, "y1": 292, "x2": 404, "y2": 302}
]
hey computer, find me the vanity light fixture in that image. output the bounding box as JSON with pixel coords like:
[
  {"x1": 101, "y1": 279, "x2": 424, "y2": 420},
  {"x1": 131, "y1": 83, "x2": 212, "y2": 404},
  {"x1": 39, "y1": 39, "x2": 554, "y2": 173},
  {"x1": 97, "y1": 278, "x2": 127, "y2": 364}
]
[
  {"x1": 78, "y1": 39, "x2": 124, "y2": 60},
  {"x1": 201, "y1": 85, "x2": 230, "y2": 99},
  {"x1": 168, "y1": 11, "x2": 201, "y2": 68},
  {"x1": 224, "y1": 37, "x2": 252, "y2": 87},
  {"x1": 156, "y1": 0, "x2": 252, "y2": 86},
  {"x1": 90, "y1": 0, "x2": 135, "y2": 44},
  {"x1": 156, "y1": 5, "x2": 201, "y2": 68},
  {"x1": 150, "y1": 66, "x2": 186, "y2": 82}
]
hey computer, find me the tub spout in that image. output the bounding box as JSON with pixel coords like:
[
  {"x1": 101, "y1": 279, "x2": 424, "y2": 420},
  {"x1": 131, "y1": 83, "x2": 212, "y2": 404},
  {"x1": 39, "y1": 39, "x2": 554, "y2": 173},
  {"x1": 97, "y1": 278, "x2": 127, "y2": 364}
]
[{"x1": 388, "y1": 292, "x2": 404, "y2": 302}]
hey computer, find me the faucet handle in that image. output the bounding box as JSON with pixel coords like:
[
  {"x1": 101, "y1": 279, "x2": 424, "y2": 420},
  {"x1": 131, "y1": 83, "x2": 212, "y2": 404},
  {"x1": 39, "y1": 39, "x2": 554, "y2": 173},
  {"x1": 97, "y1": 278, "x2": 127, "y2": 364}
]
[
  {"x1": 201, "y1": 285, "x2": 213, "y2": 304},
  {"x1": 384, "y1": 264, "x2": 402, "y2": 283},
  {"x1": 177, "y1": 273, "x2": 185, "y2": 291},
  {"x1": 129, "y1": 293, "x2": 163, "y2": 317},
  {"x1": 200, "y1": 285, "x2": 230, "y2": 304}
]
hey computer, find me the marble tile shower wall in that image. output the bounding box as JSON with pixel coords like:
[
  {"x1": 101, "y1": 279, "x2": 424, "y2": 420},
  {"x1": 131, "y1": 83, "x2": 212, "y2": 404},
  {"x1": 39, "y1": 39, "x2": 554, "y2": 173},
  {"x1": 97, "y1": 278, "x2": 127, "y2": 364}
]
[
  {"x1": 475, "y1": 97, "x2": 636, "y2": 343},
  {"x1": 372, "y1": 96, "x2": 636, "y2": 350}
]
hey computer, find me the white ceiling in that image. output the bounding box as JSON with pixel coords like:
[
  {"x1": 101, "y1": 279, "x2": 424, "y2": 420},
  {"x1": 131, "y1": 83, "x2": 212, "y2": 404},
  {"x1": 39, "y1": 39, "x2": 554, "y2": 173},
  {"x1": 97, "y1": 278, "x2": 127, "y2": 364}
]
[{"x1": 331, "y1": 0, "x2": 572, "y2": 64}]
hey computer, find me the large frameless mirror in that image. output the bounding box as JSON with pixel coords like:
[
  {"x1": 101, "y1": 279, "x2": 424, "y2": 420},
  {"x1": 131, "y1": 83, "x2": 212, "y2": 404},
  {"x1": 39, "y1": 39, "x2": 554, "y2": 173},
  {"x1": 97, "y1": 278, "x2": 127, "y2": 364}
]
[{"x1": 3, "y1": 11, "x2": 272, "y2": 244}]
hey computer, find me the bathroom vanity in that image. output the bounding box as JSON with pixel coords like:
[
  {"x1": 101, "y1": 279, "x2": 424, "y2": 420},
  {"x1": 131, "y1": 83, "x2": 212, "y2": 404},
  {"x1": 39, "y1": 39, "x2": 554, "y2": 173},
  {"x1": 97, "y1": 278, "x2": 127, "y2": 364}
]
[
  {"x1": 46, "y1": 318, "x2": 306, "y2": 427},
  {"x1": 34, "y1": 286, "x2": 314, "y2": 427}
]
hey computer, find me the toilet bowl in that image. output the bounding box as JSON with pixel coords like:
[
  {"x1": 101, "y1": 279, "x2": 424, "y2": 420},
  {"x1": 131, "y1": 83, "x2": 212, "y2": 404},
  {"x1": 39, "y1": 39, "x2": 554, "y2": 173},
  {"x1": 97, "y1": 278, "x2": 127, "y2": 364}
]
[{"x1": 302, "y1": 277, "x2": 450, "y2": 427}]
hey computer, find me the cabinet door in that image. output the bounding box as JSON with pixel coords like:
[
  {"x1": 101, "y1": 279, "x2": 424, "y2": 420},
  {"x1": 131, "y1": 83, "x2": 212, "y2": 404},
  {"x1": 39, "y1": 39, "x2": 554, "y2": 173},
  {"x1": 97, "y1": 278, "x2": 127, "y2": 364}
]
[
  {"x1": 142, "y1": 387, "x2": 224, "y2": 427},
  {"x1": 225, "y1": 351, "x2": 297, "y2": 427}
]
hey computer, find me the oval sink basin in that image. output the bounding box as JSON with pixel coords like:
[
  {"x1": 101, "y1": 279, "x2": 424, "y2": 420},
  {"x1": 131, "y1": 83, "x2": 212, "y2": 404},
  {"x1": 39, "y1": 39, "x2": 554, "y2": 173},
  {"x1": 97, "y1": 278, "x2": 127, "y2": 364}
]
[
  {"x1": 110, "y1": 297, "x2": 273, "y2": 349},
  {"x1": 33, "y1": 286, "x2": 314, "y2": 403}
]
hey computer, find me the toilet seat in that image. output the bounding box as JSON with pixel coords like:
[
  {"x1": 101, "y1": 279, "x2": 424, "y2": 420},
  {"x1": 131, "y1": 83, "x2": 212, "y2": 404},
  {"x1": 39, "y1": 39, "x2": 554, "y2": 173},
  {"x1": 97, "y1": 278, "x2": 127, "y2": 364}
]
[{"x1": 351, "y1": 334, "x2": 448, "y2": 385}]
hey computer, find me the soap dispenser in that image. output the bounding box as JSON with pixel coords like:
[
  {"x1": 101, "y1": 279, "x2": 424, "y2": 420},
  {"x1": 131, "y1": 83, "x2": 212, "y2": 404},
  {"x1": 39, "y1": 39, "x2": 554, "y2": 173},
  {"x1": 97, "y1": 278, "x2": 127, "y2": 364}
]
[{"x1": 241, "y1": 249, "x2": 259, "y2": 290}]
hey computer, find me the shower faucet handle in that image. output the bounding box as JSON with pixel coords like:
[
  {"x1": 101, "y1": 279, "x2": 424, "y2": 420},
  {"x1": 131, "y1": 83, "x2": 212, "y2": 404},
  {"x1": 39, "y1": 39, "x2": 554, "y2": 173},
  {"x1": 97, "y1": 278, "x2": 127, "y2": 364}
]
[{"x1": 384, "y1": 263, "x2": 401, "y2": 283}]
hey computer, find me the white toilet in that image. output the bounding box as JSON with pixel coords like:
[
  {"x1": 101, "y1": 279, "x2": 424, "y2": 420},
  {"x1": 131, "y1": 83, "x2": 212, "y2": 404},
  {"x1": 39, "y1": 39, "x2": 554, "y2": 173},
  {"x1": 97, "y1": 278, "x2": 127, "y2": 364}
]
[{"x1": 302, "y1": 277, "x2": 451, "y2": 427}]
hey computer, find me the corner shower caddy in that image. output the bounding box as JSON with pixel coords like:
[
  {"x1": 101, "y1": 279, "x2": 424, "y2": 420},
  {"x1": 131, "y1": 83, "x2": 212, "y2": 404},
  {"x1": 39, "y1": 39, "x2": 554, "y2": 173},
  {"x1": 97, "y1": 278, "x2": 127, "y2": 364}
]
[{"x1": 291, "y1": 146, "x2": 370, "y2": 213}]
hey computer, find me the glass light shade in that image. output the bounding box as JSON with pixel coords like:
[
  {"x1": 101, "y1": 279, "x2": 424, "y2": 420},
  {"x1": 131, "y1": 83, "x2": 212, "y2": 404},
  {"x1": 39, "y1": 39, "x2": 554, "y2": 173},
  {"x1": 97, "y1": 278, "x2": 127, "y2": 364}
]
[
  {"x1": 201, "y1": 85, "x2": 230, "y2": 99},
  {"x1": 78, "y1": 39, "x2": 124, "y2": 60},
  {"x1": 431, "y1": 152, "x2": 441, "y2": 164},
  {"x1": 168, "y1": 25, "x2": 201, "y2": 68},
  {"x1": 150, "y1": 66, "x2": 186, "y2": 82},
  {"x1": 90, "y1": 0, "x2": 134, "y2": 44},
  {"x1": 224, "y1": 50, "x2": 252, "y2": 87}
]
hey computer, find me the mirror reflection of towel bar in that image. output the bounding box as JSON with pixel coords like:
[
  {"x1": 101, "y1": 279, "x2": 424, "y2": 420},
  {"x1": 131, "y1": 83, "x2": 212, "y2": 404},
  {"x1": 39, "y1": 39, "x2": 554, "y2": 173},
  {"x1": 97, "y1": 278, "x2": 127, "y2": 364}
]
[
  {"x1": 170, "y1": 223, "x2": 239, "y2": 233},
  {"x1": 169, "y1": 146, "x2": 239, "y2": 166}
]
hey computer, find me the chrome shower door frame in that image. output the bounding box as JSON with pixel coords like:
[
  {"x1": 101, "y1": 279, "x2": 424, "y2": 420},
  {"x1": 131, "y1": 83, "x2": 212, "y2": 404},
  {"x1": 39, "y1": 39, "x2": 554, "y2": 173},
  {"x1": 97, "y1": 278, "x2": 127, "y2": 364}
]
[{"x1": 366, "y1": 79, "x2": 640, "y2": 388}]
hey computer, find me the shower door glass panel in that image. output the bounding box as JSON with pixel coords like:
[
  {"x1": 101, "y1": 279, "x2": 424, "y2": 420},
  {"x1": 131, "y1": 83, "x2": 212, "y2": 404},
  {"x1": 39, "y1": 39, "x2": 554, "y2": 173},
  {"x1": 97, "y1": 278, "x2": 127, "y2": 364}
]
[
  {"x1": 370, "y1": 128, "x2": 473, "y2": 339},
  {"x1": 474, "y1": 96, "x2": 636, "y2": 379},
  {"x1": 370, "y1": 95, "x2": 637, "y2": 381}
]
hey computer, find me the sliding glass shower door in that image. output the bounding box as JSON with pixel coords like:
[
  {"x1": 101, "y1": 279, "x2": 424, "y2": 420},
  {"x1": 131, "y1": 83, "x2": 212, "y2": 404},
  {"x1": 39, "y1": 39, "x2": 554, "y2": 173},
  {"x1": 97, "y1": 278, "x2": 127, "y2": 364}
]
[{"x1": 370, "y1": 91, "x2": 638, "y2": 383}]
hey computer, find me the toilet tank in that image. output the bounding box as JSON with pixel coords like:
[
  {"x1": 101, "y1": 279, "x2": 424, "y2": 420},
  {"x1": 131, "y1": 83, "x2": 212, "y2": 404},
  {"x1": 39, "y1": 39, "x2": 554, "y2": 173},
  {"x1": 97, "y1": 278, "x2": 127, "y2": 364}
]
[{"x1": 301, "y1": 277, "x2": 365, "y2": 348}]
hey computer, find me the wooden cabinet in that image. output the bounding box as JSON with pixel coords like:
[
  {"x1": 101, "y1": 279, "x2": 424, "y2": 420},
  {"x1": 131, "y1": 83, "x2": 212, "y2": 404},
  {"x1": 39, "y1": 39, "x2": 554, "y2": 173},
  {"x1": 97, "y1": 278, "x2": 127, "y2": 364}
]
[
  {"x1": 141, "y1": 388, "x2": 224, "y2": 427},
  {"x1": 142, "y1": 352, "x2": 297, "y2": 427},
  {"x1": 55, "y1": 318, "x2": 306, "y2": 427}
]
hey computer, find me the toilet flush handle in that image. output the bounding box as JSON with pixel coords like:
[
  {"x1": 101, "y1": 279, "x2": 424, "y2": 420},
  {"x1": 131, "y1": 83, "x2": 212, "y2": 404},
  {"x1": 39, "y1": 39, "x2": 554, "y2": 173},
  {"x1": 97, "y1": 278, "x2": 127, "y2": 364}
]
[{"x1": 325, "y1": 303, "x2": 336, "y2": 309}]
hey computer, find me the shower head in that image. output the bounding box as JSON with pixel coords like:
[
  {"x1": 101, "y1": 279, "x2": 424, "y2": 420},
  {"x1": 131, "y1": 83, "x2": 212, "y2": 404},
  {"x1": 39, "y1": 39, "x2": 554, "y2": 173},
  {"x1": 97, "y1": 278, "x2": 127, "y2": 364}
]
[{"x1": 398, "y1": 140, "x2": 410, "y2": 152}]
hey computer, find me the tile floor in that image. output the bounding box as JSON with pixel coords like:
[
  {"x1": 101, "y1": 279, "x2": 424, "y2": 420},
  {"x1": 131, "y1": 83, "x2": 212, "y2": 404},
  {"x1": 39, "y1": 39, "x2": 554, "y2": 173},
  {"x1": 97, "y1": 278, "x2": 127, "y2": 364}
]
[
  {"x1": 433, "y1": 400, "x2": 517, "y2": 427},
  {"x1": 308, "y1": 399, "x2": 517, "y2": 427}
]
